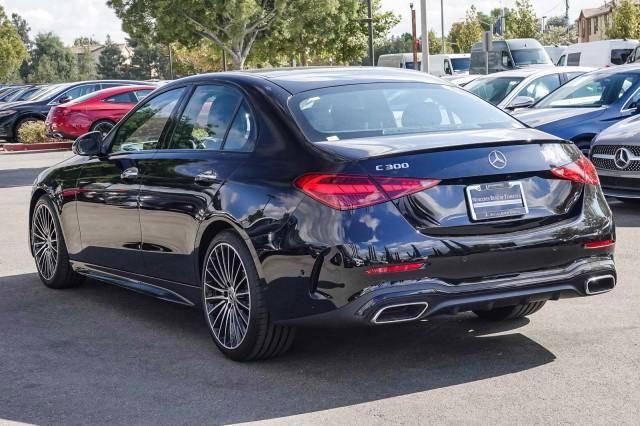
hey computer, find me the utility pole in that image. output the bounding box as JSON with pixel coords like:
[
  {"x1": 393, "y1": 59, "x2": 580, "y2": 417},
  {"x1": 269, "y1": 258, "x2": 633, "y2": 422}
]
[
  {"x1": 366, "y1": 0, "x2": 374, "y2": 66},
  {"x1": 565, "y1": 0, "x2": 570, "y2": 34},
  {"x1": 411, "y1": 3, "x2": 418, "y2": 70},
  {"x1": 440, "y1": 0, "x2": 445, "y2": 54},
  {"x1": 542, "y1": 16, "x2": 547, "y2": 33},
  {"x1": 420, "y1": 0, "x2": 429, "y2": 73}
]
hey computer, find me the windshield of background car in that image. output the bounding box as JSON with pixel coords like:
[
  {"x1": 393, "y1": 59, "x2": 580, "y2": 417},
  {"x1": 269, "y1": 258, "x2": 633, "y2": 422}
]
[
  {"x1": 511, "y1": 48, "x2": 552, "y2": 66},
  {"x1": 611, "y1": 49, "x2": 633, "y2": 65},
  {"x1": 535, "y1": 72, "x2": 640, "y2": 108},
  {"x1": 451, "y1": 58, "x2": 470, "y2": 72},
  {"x1": 29, "y1": 84, "x2": 70, "y2": 102},
  {"x1": 289, "y1": 83, "x2": 523, "y2": 142},
  {"x1": 465, "y1": 76, "x2": 525, "y2": 105}
]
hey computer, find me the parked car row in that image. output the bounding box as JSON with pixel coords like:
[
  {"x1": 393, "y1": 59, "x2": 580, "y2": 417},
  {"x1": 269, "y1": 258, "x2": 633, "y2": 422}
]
[{"x1": 0, "y1": 80, "x2": 157, "y2": 143}]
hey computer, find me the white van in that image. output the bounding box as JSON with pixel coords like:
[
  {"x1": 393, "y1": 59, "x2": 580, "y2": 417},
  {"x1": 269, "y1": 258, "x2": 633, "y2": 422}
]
[
  {"x1": 377, "y1": 53, "x2": 471, "y2": 77},
  {"x1": 544, "y1": 45, "x2": 567, "y2": 65},
  {"x1": 557, "y1": 40, "x2": 638, "y2": 68}
]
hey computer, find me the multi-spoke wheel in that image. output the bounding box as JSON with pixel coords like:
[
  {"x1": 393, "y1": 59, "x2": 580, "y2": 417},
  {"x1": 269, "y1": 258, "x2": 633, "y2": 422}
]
[
  {"x1": 32, "y1": 202, "x2": 58, "y2": 280},
  {"x1": 201, "y1": 231, "x2": 295, "y2": 361},
  {"x1": 90, "y1": 120, "x2": 115, "y2": 139},
  {"x1": 204, "y1": 242, "x2": 251, "y2": 350},
  {"x1": 31, "y1": 195, "x2": 83, "y2": 289}
]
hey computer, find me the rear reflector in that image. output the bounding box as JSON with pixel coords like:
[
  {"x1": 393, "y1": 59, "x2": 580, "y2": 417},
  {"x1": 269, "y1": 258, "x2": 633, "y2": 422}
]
[
  {"x1": 366, "y1": 262, "x2": 425, "y2": 275},
  {"x1": 584, "y1": 240, "x2": 614, "y2": 249},
  {"x1": 551, "y1": 156, "x2": 599, "y2": 185},
  {"x1": 294, "y1": 173, "x2": 439, "y2": 210}
]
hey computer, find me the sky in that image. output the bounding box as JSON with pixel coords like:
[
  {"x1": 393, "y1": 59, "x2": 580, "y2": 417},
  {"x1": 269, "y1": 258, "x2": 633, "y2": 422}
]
[{"x1": 0, "y1": 0, "x2": 604, "y2": 45}]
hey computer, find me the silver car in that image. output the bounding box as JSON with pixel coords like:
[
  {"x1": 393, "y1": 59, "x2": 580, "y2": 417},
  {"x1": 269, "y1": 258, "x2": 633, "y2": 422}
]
[{"x1": 590, "y1": 114, "x2": 640, "y2": 202}]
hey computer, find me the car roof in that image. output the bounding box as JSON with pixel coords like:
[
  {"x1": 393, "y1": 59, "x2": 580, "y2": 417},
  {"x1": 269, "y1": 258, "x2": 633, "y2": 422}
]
[
  {"x1": 472, "y1": 66, "x2": 594, "y2": 79},
  {"x1": 175, "y1": 67, "x2": 446, "y2": 94}
]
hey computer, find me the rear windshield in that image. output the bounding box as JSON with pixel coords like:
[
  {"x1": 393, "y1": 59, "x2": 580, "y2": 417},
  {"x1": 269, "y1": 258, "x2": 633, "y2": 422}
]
[
  {"x1": 465, "y1": 76, "x2": 525, "y2": 105},
  {"x1": 611, "y1": 49, "x2": 633, "y2": 65},
  {"x1": 289, "y1": 83, "x2": 522, "y2": 143},
  {"x1": 451, "y1": 57, "x2": 470, "y2": 72},
  {"x1": 511, "y1": 48, "x2": 552, "y2": 66}
]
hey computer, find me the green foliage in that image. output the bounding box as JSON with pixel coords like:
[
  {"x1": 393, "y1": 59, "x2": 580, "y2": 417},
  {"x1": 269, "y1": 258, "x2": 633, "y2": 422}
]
[
  {"x1": 448, "y1": 6, "x2": 482, "y2": 53},
  {"x1": 27, "y1": 32, "x2": 78, "y2": 83},
  {"x1": 75, "y1": 47, "x2": 98, "y2": 80},
  {"x1": 73, "y1": 36, "x2": 99, "y2": 47},
  {"x1": 16, "y1": 121, "x2": 57, "y2": 144},
  {"x1": 538, "y1": 25, "x2": 577, "y2": 46},
  {"x1": 607, "y1": 0, "x2": 640, "y2": 39},
  {"x1": 0, "y1": 6, "x2": 28, "y2": 83},
  {"x1": 507, "y1": 0, "x2": 538, "y2": 38},
  {"x1": 11, "y1": 13, "x2": 30, "y2": 47},
  {"x1": 125, "y1": 35, "x2": 171, "y2": 80},
  {"x1": 97, "y1": 35, "x2": 125, "y2": 79},
  {"x1": 172, "y1": 41, "x2": 222, "y2": 76},
  {"x1": 428, "y1": 30, "x2": 442, "y2": 55}
]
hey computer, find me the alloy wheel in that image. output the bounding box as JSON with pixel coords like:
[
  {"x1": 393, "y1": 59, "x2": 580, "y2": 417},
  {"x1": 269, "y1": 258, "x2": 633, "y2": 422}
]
[
  {"x1": 203, "y1": 242, "x2": 251, "y2": 350},
  {"x1": 94, "y1": 122, "x2": 114, "y2": 138},
  {"x1": 32, "y1": 203, "x2": 58, "y2": 280}
]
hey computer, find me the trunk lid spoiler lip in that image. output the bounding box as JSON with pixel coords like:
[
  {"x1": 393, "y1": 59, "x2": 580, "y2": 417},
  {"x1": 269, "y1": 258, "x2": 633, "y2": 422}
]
[{"x1": 313, "y1": 128, "x2": 564, "y2": 161}]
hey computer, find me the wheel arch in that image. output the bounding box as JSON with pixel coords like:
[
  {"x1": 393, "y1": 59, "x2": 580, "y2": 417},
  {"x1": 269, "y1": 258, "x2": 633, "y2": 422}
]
[
  {"x1": 195, "y1": 218, "x2": 264, "y2": 284},
  {"x1": 28, "y1": 187, "x2": 52, "y2": 256},
  {"x1": 90, "y1": 118, "x2": 117, "y2": 130},
  {"x1": 13, "y1": 113, "x2": 47, "y2": 136}
]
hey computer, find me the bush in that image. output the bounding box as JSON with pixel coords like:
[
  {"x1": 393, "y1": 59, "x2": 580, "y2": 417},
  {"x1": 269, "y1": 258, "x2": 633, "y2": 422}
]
[{"x1": 16, "y1": 121, "x2": 57, "y2": 144}]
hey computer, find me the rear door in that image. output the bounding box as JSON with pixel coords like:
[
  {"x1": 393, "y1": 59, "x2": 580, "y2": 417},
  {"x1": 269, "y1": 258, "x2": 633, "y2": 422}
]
[
  {"x1": 139, "y1": 83, "x2": 257, "y2": 285},
  {"x1": 75, "y1": 87, "x2": 185, "y2": 274}
]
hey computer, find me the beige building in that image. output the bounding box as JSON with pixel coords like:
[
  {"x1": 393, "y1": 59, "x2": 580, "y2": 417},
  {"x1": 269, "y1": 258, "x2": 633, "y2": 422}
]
[
  {"x1": 69, "y1": 44, "x2": 133, "y2": 65},
  {"x1": 577, "y1": 1, "x2": 640, "y2": 43}
]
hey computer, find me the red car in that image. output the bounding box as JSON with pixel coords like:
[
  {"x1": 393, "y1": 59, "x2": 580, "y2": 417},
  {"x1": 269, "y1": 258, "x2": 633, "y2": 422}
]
[{"x1": 45, "y1": 85, "x2": 155, "y2": 139}]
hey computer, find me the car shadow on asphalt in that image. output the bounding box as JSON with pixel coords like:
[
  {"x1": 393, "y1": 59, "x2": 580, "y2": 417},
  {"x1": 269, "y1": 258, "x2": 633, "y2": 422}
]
[
  {"x1": 0, "y1": 167, "x2": 48, "y2": 188},
  {"x1": 0, "y1": 273, "x2": 555, "y2": 424},
  {"x1": 610, "y1": 201, "x2": 640, "y2": 227}
]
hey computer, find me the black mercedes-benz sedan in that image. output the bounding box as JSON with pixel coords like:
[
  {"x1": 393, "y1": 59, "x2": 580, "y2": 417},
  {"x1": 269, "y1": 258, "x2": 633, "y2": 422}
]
[{"x1": 29, "y1": 68, "x2": 616, "y2": 361}]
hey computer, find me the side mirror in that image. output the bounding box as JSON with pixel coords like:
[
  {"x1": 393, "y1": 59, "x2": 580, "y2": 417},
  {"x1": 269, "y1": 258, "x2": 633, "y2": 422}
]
[
  {"x1": 72, "y1": 131, "x2": 103, "y2": 156},
  {"x1": 508, "y1": 96, "x2": 535, "y2": 110},
  {"x1": 57, "y1": 95, "x2": 72, "y2": 104}
]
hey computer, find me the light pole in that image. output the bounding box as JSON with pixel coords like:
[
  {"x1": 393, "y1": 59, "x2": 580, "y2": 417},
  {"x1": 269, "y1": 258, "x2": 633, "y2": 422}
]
[
  {"x1": 366, "y1": 0, "x2": 374, "y2": 66},
  {"x1": 420, "y1": 0, "x2": 429, "y2": 73},
  {"x1": 410, "y1": 3, "x2": 418, "y2": 70},
  {"x1": 440, "y1": 0, "x2": 445, "y2": 54}
]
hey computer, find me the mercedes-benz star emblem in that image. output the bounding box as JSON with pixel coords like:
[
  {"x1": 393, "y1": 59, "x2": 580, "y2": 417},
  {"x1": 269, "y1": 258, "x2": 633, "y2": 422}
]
[
  {"x1": 614, "y1": 147, "x2": 633, "y2": 170},
  {"x1": 488, "y1": 150, "x2": 507, "y2": 169}
]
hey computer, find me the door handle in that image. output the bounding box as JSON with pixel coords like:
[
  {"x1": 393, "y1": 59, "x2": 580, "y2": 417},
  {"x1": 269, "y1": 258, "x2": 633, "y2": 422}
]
[
  {"x1": 194, "y1": 170, "x2": 219, "y2": 185},
  {"x1": 121, "y1": 167, "x2": 139, "y2": 180}
]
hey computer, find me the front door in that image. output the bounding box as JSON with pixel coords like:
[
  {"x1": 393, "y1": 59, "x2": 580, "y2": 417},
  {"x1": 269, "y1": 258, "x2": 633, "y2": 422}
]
[
  {"x1": 139, "y1": 83, "x2": 257, "y2": 285},
  {"x1": 75, "y1": 87, "x2": 186, "y2": 274}
]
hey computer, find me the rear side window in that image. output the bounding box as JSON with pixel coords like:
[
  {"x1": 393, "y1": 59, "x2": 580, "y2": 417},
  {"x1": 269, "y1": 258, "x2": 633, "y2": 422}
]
[
  {"x1": 104, "y1": 92, "x2": 136, "y2": 104},
  {"x1": 169, "y1": 84, "x2": 256, "y2": 151},
  {"x1": 55, "y1": 84, "x2": 98, "y2": 103},
  {"x1": 290, "y1": 83, "x2": 522, "y2": 143},
  {"x1": 567, "y1": 52, "x2": 581, "y2": 66},
  {"x1": 517, "y1": 74, "x2": 562, "y2": 102},
  {"x1": 612, "y1": 49, "x2": 633, "y2": 65}
]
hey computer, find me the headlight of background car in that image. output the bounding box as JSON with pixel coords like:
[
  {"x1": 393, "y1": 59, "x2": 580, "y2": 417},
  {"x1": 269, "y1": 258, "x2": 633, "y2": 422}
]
[{"x1": 0, "y1": 110, "x2": 17, "y2": 118}]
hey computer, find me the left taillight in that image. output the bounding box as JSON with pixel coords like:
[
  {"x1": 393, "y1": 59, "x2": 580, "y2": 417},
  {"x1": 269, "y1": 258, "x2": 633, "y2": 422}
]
[
  {"x1": 551, "y1": 156, "x2": 599, "y2": 186},
  {"x1": 294, "y1": 173, "x2": 440, "y2": 210}
]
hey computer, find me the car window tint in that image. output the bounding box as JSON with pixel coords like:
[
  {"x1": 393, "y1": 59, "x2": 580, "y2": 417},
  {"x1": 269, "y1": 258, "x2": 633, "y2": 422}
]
[
  {"x1": 537, "y1": 72, "x2": 640, "y2": 108},
  {"x1": 611, "y1": 49, "x2": 633, "y2": 65},
  {"x1": 169, "y1": 85, "x2": 242, "y2": 150},
  {"x1": 57, "y1": 84, "x2": 97, "y2": 103},
  {"x1": 518, "y1": 74, "x2": 561, "y2": 101},
  {"x1": 223, "y1": 102, "x2": 256, "y2": 152},
  {"x1": 101, "y1": 83, "x2": 125, "y2": 89},
  {"x1": 565, "y1": 72, "x2": 584, "y2": 82},
  {"x1": 466, "y1": 77, "x2": 525, "y2": 105},
  {"x1": 134, "y1": 90, "x2": 153, "y2": 101},
  {"x1": 110, "y1": 88, "x2": 185, "y2": 153},
  {"x1": 567, "y1": 52, "x2": 581, "y2": 66},
  {"x1": 104, "y1": 92, "x2": 136, "y2": 104}
]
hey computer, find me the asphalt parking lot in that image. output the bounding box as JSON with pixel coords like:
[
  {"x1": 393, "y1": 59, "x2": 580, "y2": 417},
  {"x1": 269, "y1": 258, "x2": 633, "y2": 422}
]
[{"x1": 0, "y1": 151, "x2": 639, "y2": 425}]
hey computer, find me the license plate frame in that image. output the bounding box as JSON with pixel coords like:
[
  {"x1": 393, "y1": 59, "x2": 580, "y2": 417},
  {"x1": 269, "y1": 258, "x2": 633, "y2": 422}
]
[{"x1": 465, "y1": 181, "x2": 529, "y2": 221}]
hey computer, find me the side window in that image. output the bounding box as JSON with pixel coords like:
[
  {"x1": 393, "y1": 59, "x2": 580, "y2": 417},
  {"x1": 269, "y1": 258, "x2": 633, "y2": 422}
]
[
  {"x1": 134, "y1": 89, "x2": 153, "y2": 101},
  {"x1": 169, "y1": 85, "x2": 250, "y2": 151},
  {"x1": 110, "y1": 88, "x2": 185, "y2": 153},
  {"x1": 101, "y1": 83, "x2": 125, "y2": 89},
  {"x1": 55, "y1": 84, "x2": 97, "y2": 103},
  {"x1": 224, "y1": 102, "x2": 256, "y2": 152},
  {"x1": 557, "y1": 55, "x2": 567, "y2": 66},
  {"x1": 444, "y1": 60, "x2": 452, "y2": 75},
  {"x1": 103, "y1": 92, "x2": 136, "y2": 104},
  {"x1": 567, "y1": 52, "x2": 581, "y2": 66},
  {"x1": 518, "y1": 74, "x2": 561, "y2": 101},
  {"x1": 566, "y1": 72, "x2": 584, "y2": 82}
]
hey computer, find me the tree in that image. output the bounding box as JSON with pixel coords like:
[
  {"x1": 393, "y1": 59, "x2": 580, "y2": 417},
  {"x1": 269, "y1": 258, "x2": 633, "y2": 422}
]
[
  {"x1": 449, "y1": 6, "x2": 482, "y2": 53},
  {"x1": 125, "y1": 35, "x2": 171, "y2": 80},
  {"x1": 508, "y1": 0, "x2": 538, "y2": 38},
  {"x1": 172, "y1": 41, "x2": 222, "y2": 76},
  {"x1": 11, "y1": 13, "x2": 30, "y2": 47},
  {"x1": 607, "y1": 0, "x2": 640, "y2": 39},
  {"x1": 27, "y1": 32, "x2": 77, "y2": 82},
  {"x1": 428, "y1": 30, "x2": 442, "y2": 55},
  {"x1": 73, "y1": 36, "x2": 100, "y2": 46},
  {"x1": 539, "y1": 25, "x2": 577, "y2": 46},
  {"x1": 76, "y1": 47, "x2": 97, "y2": 80},
  {"x1": 97, "y1": 35, "x2": 125, "y2": 79},
  {"x1": 108, "y1": 0, "x2": 286, "y2": 70},
  {"x1": 0, "y1": 6, "x2": 28, "y2": 82}
]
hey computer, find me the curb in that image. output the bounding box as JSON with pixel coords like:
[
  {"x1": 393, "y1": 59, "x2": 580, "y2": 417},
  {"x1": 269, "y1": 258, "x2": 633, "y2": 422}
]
[{"x1": 0, "y1": 148, "x2": 72, "y2": 155}]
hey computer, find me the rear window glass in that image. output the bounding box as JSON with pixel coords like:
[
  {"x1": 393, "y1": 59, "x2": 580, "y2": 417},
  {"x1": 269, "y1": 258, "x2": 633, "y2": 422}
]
[
  {"x1": 567, "y1": 52, "x2": 581, "y2": 66},
  {"x1": 611, "y1": 49, "x2": 633, "y2": 65},
  {"x1": 289, "y1": 83, "x2": 522, "y2": 143},
  {"x1": 466, "y1": 77, "x2": 525, "y2": 105}
]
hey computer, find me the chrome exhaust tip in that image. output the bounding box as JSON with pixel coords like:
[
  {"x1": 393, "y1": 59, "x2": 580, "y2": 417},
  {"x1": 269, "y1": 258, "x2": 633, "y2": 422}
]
[
  {"x1": 372, "y1": 302, "x2": 428, "y2": 325},
  {"x1": 585, "y1": 274, "x2": 616, "y2": 295}
]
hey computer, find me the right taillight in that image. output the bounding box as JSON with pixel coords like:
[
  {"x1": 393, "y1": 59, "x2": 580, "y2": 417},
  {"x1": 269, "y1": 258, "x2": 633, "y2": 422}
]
[
  {"x1": 294, "y1": 173, "x2": 440, "y2": 210},
  {"x1": 550, "y1": 156, "x2": 600, "y2": 185}
]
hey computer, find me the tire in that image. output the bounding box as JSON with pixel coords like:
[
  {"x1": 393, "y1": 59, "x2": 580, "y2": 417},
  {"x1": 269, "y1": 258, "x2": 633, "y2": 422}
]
[
  {"x1": 90, "y1": 119, "x2": 116, "y2": 138},
  {"x1": 31, "y1": 195, "x2": 83, "y2": 289},
  {"x1": 473, "y1": 301, "x2": 546, "y2": 321},
  {"x1": 14, "y1": 118, "x2": 42, "y2": 143},
  {"x1": 201, "y1": 231, "x2": 295, "y2": 361}
]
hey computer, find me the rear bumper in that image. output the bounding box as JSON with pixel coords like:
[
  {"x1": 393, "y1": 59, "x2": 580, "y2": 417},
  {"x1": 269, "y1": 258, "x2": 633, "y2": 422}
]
[{"x1": 279, "y1": 257, "x2": 615, "y2": 327}]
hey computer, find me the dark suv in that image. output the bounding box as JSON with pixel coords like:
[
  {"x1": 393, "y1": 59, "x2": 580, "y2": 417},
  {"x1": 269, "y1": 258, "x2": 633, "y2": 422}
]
[{"x1": 0, "y1": 80, "x2": 148, "y2": 142}]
